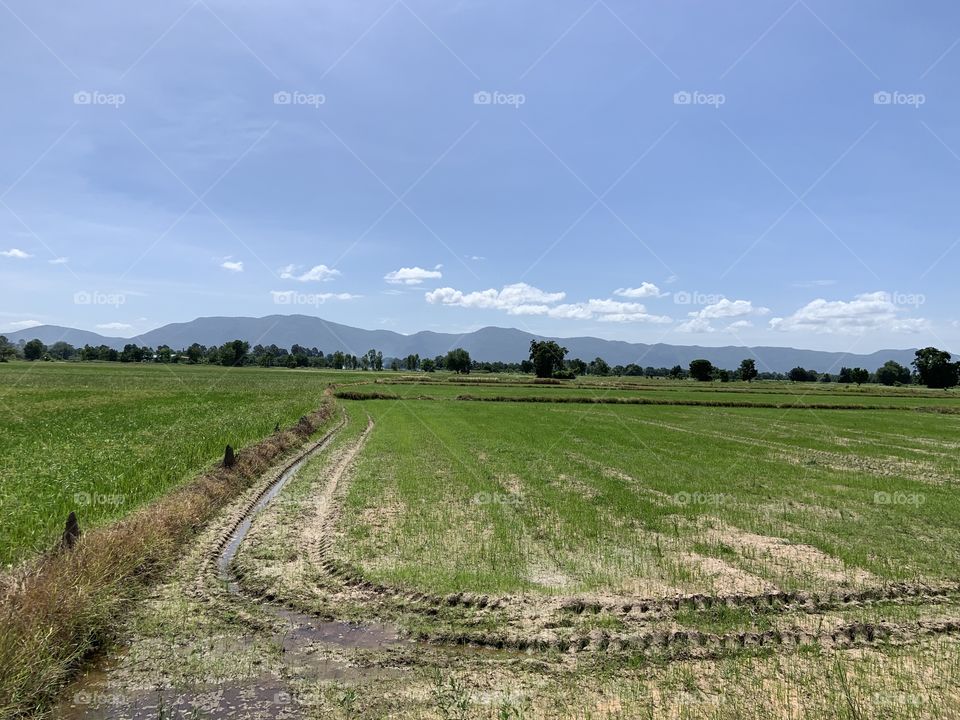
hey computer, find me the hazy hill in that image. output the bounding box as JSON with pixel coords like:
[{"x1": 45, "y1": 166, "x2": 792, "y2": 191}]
[{"x1": 4, "y1": 315, "x2": 923, "y2": 373}]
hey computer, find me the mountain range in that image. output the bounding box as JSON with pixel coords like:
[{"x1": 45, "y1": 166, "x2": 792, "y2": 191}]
[{"x1": 3, "y1": 315, "x2": 926, "y2": 373}]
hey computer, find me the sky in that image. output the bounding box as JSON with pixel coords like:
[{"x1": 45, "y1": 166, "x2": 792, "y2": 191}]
[{"x1": 1, "y1": 0, "x2": 959, "y2": 353}]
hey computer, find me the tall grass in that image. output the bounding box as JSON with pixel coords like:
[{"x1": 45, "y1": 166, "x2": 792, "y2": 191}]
[{"x1": 0, "y1": 401, "x2": 334, "y2": 718}]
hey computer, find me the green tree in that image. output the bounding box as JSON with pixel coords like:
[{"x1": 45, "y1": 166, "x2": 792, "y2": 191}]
[
  {"x1": 445, "y1": 348, "x2": 471, "y2": 374},
  {"x1": 48, "y1": 341, "x2": 75, "y2": 360},
  {"x1": 912, "y1": 347, "x2": 959, "y2": 389},
  {"x1": 588, "y1": 357, "x2": 610, "y2": 376},
  {"x1": 568, "y1": 358, "x2": 587, "y2": 376},
  {"x1": 669, "y1": 365, "x2": 685, "y2": 379},
  {"x1": 739, "y1": 358, "x2": 758, "y2": 382},
  {"x1": 23, "y1": 339, "x2": 45, "y2": 361},
  {"x1": 529, "y1": 340, "x2": 568, "y2": 378},
  {"x1": 0, "y1": 335, "x2": 17, "y2": 362},
  {"x1": 789, "y1": 367, "x2": 815, "y2": 382},
  {"x1": 421, "y1": 358, "x2": 437, "y2": 372},
  {"x1": 876, "y1": 360, "x2": 911, "y2": 386},
  {"x1": 219, "y1": 340, "x2": 250, "y2": 367},
  {"x1": 850, "y1": 368, "x2": 870, "y2": 385},
  {"x1": 689, "y1": 359, "x2": 714, "y2": 382}
]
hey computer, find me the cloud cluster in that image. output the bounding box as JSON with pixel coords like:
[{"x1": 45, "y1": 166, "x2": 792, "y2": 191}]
[
  {"x1": 384, "y1": 266, "x2": 442, "y2": 285},
  {"x1": 614, "y1": 283, "x2": 665, "y2": 299},
  {"x1": 425, "y1": 283, "x2": 672, "y2": 323},
  {"x1": 221, "y1": 260, "x2": 244, "y2": 272},
  {"x1": 279, "y1": 264, "x2": 340, "y2": 282},
  {"x1": 677, "y1": 298, "x2": 770, "y2": 333},
  {"x1": 1, "y1": 248, "x2": 32, "y2": 259},
  {"x1": 769, "y1": 292, "x2": 927, "y2": 334}
]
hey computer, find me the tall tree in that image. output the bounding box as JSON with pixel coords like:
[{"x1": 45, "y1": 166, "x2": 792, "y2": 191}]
[
  {"x1": 23, "y1": 339, "x2": 45, "y2": 361},
  {"x1": 0, "y1": 335, "x2": 16, "y2": 362},
  {"x1": 876, "y1": 360, "x2": 911, "y2": 386},
  {"x1": 529, "y1": 340, "x2": 568, "y2": 378},
  {"x1": 689, "y1": 359, "x2": 714, "y2": 382},
  {"x1": 739, "y1": 358, "x2": 758, "y2": 382},
  {"x1": 445, "y1": 348, "x2": 471, "y2": 374},
  {"x1": 913, "y1": 347, "x2": 960, "y2": 389}
]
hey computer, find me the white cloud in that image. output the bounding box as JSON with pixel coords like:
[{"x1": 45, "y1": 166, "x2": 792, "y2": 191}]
[
  {"x1": 1, "y1": 248, "x2": 31, "y2": 259},
  {"x1": 725, "y1": 320, "x2": 753, "y2": 332},
  {"x1": 677, "y1": 299, "x2": 770, "y2": 333},
  {"x1": 614, "y1": 283, "x2": 664, "y2": 299},
  {"x1": 426, "y1": 283, "x2": 566, "y2": 314},
  {"x1": 221, "y1": 260, "x2": 244, "y2": 272},
  {"x1": 426, "y1": 283, "x2": 672, "y2": 323},
  {"x1": 469, "y1": 255, "x2": 485, "y2": 261},
  {"x1": 49, "y1": 257, "x2": 69, "y2": 265},
  {"x1": 7, "y1": 320, "x2": 41, "y2": 330},
  {"x1": 676, "y1": 317, "x2": 715, "y2": 333},
  {"x1": 384, "y1": 266, "x2": 443, "y2": 285},
  {"x1": 770, "y1": 291, "x2": 928, "y2": 334},
  {"x1": 96, "y1": 322, "x2": 133, "y2": 331},
  {"x1": 280, "y1": 264, "x2": 340, "y2": 282}
]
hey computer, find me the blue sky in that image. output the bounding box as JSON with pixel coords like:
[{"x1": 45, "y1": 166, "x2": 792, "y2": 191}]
[{"x1": 1, "y1": 0, "x2": 958, "y2": 352}]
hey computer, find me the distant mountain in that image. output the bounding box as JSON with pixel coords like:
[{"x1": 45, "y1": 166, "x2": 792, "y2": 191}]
[{"x1": 3, "y1": 315, "x2": 925, "y2": 373}]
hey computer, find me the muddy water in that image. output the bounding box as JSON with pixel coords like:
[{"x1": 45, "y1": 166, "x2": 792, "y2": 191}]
[{"x1": 56, "y1": 431, "x2": 410, "y2": 720}]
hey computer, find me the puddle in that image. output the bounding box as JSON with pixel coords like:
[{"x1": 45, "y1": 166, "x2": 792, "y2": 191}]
[{"x1": 275, "y1": 608, "x2": 408, "y2": 650}]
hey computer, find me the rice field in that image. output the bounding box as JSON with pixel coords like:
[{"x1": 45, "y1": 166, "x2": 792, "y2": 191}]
[
  {"x1": 337, "y1": 382, "x2": 960, "y2": 597},
  {"x1": 0, "y1": 362, "x2": 350, "y2": 565}
]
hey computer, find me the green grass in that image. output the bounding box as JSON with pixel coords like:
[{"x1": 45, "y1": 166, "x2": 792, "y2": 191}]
[
  {"x1": 344, "y1": 378, "x2": 960, "y2": 409},
  {"x1": 337, "y1": 391, "x2": 960, "y2": 596},
  {"x1": 0, "y1": 362, "x2": 353, "y2": 565}
]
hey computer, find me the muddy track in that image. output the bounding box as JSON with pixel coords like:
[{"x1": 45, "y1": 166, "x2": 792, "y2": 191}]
[
  {"x1": 206, "y1": 410, "x2": 960, "y2": 661},
  {"x1": 194, "y1": 411, "x2": 348, "y2": 607},
  {"x1": 419, "y1": 618, "x2": 960, "y2": 659}
]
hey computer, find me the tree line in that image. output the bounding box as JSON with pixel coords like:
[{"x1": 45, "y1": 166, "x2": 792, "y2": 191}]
[{"x1": 3, "y1": 334, "x2": 957, "y2": 389}]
